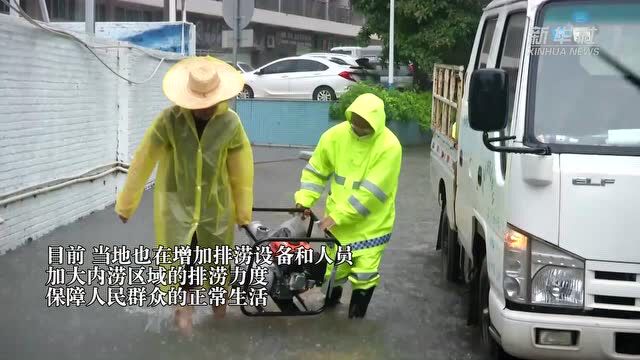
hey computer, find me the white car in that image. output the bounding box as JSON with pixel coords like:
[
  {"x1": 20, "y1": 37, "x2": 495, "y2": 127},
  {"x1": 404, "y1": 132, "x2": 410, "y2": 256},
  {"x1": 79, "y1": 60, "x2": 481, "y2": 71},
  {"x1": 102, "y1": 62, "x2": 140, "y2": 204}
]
[{"x1": 238, "y1": 56, "x2": 362, "y2": 101}]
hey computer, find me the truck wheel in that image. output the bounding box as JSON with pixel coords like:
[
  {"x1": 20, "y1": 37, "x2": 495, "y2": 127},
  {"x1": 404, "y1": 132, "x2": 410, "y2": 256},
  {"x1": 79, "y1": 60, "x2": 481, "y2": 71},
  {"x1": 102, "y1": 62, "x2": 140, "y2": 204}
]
[
  {"x1": 478, "y1": 258, "x2": 512, "y2": 359},
  {"x1": 438, "y1": 204, "x2": 459, "y2": 283}
]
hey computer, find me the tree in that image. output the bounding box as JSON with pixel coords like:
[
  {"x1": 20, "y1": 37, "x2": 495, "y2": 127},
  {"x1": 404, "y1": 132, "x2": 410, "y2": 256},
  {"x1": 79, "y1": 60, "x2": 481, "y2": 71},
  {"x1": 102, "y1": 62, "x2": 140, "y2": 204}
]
[{"x1": 352, "y1": 0, "x2": 491, "y2": 86}]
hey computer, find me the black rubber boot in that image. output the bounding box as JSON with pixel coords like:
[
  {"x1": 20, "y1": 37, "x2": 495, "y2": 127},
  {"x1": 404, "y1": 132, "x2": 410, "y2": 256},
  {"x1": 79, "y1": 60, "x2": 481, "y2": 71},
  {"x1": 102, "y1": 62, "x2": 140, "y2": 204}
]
[
  {"x1": 348, "y1": 287, "x2": 375, "y2": 319},
  {"x1": 324, "y1": 286, "x2": 343, "y2": 308}
]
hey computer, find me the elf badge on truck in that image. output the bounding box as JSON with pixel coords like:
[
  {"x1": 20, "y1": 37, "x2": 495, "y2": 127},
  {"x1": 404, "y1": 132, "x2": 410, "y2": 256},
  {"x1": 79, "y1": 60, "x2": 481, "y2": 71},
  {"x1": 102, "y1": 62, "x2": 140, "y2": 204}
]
[{"x1": 429, "y1": 0, "x2": 640, "y2": 359}]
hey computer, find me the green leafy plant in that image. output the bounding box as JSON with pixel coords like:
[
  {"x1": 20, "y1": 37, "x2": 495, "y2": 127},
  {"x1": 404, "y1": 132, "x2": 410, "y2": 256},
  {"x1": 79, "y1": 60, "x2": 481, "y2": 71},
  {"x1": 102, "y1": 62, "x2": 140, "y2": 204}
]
[
  {"x1": 329, "y1": 82, "x2": 432, "y2": 131},
  {"x1": 351, "y1": 0, "x2": 489, "y2": 77}
]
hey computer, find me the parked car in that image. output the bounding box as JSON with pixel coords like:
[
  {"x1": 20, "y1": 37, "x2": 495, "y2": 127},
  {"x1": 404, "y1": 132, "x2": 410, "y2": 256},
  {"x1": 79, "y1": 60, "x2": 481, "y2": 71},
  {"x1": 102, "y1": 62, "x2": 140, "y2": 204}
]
[
  {"x1": 330, "y1": 45, "x2": 383, "y2": 64},
  {"x1": 299, "y1": 53, "x2": 381, "y2": 83},
  {"x1": 238, "y1": 56, "x2": 364, "y2": 101},
  {"x1": 378, "y1": 64, "x2": 414, "y2": 90}
]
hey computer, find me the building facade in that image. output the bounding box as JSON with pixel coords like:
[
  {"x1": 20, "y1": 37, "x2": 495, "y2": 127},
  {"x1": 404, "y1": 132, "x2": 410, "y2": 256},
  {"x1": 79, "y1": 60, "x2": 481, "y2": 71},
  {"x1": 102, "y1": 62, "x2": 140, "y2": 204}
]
[{"x1": 6, "y1": 0, "x2": 368, "y2": 67}]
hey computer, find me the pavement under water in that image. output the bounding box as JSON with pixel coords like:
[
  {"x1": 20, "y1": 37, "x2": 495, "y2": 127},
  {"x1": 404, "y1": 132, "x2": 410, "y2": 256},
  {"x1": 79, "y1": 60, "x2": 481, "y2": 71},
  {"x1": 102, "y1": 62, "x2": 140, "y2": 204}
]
[{"x1": 0, "y1": 147, "x2": 492, "y2": 360}]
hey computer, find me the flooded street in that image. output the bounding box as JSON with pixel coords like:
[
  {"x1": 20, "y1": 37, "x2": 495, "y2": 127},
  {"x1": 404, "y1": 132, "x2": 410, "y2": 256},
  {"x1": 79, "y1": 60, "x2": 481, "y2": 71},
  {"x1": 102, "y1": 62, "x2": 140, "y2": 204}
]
[{"x1": 0, "y1": 147, "x2": 489, "y2": 360}]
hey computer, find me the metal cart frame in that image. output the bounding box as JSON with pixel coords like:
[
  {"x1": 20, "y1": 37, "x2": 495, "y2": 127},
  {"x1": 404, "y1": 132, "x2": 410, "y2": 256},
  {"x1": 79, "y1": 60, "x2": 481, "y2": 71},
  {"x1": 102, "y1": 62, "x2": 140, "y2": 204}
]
[{"x1": 239, "y1": 207, "x2": 341, "y2": 317}]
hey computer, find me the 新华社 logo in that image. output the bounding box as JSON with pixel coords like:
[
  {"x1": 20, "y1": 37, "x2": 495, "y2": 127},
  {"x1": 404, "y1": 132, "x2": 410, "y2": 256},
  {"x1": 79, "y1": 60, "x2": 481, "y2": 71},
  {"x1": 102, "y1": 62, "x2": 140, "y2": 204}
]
[{"x1": 530, "y1": 23, "x2": 600, "y2": 56}]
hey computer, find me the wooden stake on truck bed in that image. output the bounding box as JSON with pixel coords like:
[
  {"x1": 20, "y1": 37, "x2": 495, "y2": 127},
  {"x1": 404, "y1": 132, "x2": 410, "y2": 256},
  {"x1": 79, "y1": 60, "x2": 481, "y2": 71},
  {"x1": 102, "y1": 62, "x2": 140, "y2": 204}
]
[{"x1": 431, "y1": 64, "x2": 465, "y2": 143}]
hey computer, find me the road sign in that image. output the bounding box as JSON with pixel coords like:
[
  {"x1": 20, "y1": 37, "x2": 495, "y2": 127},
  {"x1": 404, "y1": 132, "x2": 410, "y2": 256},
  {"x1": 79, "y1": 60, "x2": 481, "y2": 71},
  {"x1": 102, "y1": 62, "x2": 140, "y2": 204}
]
[
  {"x1": 222, "y1": 0, "x2": 255, "y2": 30},
  {"x1": 223, "y1": 0, "x2": 254, "y2": 111}
]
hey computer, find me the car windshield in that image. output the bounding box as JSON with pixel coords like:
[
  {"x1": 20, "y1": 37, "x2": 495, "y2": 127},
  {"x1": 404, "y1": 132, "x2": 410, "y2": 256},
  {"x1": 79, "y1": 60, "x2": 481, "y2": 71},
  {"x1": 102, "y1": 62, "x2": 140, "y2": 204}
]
[
  {"x1": 238, "y1": 63, "x2": 254, "y2": 72},
  {"x1": 528, "y1": 1, "x2": 640, "y2": 153}
]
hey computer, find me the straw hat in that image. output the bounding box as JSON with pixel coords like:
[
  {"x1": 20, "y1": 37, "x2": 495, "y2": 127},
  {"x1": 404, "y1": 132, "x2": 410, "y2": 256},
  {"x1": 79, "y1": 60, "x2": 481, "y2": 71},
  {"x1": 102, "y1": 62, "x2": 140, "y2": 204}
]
[{"x1": 162, "y1": 56, "x2": 245, "y2": 110}]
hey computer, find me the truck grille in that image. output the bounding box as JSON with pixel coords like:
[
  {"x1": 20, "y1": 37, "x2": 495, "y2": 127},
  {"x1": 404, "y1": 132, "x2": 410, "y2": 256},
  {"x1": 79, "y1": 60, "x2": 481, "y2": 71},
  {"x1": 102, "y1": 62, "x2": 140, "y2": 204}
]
[{"x1": 585, "y1": 261, "x2": 640, "y2": 312}]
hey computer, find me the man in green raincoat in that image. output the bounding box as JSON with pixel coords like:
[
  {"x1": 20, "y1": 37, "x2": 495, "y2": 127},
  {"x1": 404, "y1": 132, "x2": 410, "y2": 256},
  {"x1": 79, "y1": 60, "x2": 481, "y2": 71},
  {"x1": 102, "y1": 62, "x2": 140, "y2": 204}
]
[
  {"x1": 115, "y1": 56, "x2": 254, "y2": 334},
  {"x1": 294, "y1": 93, "x2": 402, "y2": 318}
]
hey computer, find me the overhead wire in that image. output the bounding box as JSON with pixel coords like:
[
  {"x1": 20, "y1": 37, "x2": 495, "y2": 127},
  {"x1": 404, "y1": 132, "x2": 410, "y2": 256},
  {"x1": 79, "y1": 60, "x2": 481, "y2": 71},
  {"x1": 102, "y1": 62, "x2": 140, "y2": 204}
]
[{"x1": 0, "y1": 0, "x2": 180, "y2": 84}]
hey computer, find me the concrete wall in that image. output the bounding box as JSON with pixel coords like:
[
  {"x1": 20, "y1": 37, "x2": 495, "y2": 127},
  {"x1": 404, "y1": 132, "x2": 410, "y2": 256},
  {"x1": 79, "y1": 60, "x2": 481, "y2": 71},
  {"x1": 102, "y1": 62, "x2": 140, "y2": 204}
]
[
  {"x1": 0, "y1": 14, "x2": 183, "y2": 254},
  {"x1": 236, "y1": 99, "x2": 431, "y2": 147}
]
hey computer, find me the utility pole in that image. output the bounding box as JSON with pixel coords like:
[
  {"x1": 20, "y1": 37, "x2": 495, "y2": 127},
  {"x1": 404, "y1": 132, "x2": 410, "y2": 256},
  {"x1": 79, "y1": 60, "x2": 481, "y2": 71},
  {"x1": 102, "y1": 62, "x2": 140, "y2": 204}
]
[
  {"x1": 38, "y1": 0, "x2": 50, "y2": 22},
  {"x1": 167, "y1": 0, "x2": 176, "y2": 22},
  {"x1": 180, "y1": 0, "x2": 187, "y2": 55},
  {"x1": 233, "y1": 0, "x2": 240, "y2": 68},
  {"x1": 9, "y1": 0, "x2": 18, "y2": 17},
  {"x1": 85, "y1": 0, "x2": 95, "y2": 35},
  {"x1": 388, "y1": 0, "x2": 395, "y2": 87}
]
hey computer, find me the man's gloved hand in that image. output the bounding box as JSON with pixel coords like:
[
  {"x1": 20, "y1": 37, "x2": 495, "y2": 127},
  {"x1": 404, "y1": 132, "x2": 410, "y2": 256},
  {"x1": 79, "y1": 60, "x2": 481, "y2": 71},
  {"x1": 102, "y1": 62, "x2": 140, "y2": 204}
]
[
  {"x1": 295, "y1": 203, "x2": 312, "y2": 220},
  {"x1": 319, "y1": 216, "x2": 336, "y2": 231}
]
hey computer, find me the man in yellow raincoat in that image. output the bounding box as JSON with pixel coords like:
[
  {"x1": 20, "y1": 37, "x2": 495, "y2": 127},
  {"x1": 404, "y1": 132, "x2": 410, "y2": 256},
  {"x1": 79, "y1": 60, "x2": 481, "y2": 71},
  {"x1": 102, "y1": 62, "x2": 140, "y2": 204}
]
[
  {"x1": 294, "y1": 93, "x2": 402, "y2": 318},
  {"x1": 115, "y1": 56, "x2": 254, "y2": 333}
]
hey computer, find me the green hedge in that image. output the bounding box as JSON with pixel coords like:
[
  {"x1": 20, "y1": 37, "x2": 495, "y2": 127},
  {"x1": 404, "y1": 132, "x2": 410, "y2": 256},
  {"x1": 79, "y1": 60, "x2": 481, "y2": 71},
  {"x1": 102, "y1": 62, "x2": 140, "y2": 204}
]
[{"x1": 329, "y1": 82, "x2": 432, "y2": 131}]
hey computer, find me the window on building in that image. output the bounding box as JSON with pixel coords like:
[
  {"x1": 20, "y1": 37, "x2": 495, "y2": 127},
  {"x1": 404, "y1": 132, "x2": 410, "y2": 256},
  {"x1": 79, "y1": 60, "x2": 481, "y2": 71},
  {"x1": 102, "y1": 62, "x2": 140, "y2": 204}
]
[
  {"x1": 43, "y1": 0, "x2": 82, "y2": 21},
  {"x1": 115, "y1": 6, "x2": 125, "y2": 20},
  {"x1": 96, "y1": 4, "x2": 107, "y2": 21},
  {"x1": 125, "y1": 9, "x2": 140, "y2": 21}
]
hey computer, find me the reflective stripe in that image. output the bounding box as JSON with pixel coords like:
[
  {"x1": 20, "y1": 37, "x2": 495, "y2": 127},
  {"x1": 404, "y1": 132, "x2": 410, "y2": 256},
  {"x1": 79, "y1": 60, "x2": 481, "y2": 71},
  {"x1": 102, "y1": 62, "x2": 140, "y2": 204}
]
[
  {"x1": 361, "y1": 180, "x2": 388, "y2": 202},
  {"x1": 333, "y1": 277, "x2": 348, "y2": 285},
  {"x1": 349, "y1": 234, "x2": 392, "y2": 251},
  {"x1": 300, "y1": 182, "x2": 324, "y2": 193},
  {"x1": 304, "y1": 164, "x2": 328, "y2": 180},
  {"x1": 348, "y1": 195, "x2": 370, "y2": 216},
  {"x1": 334, "y1": 174, "x2": 346, "y2": 185},
  {"x1": 350, "y1": 272, "x2": 379, "y2": 281},
  {"x1": 352, "y1": 181, "x2": 361, "y2": 189}
]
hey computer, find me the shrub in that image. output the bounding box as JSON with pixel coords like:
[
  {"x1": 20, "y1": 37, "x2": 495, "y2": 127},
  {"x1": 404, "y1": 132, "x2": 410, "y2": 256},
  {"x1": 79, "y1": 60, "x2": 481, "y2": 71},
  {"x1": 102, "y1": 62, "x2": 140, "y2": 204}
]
[{"x1": 329, "y1": 82, "x2": 432, "y2": 131}]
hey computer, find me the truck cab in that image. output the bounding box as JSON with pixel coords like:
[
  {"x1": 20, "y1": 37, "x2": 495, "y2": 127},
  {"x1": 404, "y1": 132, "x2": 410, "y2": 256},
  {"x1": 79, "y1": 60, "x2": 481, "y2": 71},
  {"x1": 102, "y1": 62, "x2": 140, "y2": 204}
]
[{"x1": 429, "y1": 0, "x2": 640, "y2": 358}]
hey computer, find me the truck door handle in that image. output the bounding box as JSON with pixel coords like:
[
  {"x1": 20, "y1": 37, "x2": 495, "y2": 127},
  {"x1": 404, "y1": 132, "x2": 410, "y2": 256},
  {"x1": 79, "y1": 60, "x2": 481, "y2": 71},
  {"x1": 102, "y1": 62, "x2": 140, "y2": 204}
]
[{"x1": 477, "y1": 166, "x2": 483, "y2": 186}]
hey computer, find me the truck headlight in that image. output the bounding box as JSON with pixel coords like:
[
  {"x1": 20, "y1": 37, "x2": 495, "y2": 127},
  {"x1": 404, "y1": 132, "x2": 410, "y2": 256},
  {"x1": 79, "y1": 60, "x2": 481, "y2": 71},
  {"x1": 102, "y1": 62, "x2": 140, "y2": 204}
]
[
  {"x1": 531, "y1": 238, "x2": 584, "y2": 307},
  {"x1": 503, "y1": 225, "x2": 584, "y2": 307}
]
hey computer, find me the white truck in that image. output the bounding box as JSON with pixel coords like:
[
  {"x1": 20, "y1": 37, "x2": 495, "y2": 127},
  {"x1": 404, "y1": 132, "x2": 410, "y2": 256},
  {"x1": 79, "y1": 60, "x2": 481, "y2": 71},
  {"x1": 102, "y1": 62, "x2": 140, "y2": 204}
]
[{"x1": 429, "y1": 0, "x2": 640, "y2": 359}]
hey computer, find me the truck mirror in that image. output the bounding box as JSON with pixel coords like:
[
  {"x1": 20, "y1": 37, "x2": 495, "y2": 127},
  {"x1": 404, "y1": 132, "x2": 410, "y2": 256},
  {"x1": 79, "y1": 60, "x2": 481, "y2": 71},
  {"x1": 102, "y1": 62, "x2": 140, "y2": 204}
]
[{"x1": 468, "y1": 68, "x2": 509, "y2": 132}]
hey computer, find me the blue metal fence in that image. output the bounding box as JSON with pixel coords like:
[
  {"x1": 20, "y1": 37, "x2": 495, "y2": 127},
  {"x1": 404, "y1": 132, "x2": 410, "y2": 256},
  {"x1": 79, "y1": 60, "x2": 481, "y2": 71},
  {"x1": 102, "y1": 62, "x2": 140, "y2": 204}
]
[{"x1": 236, "y1": 99, "x2": 430, "y2": 147}]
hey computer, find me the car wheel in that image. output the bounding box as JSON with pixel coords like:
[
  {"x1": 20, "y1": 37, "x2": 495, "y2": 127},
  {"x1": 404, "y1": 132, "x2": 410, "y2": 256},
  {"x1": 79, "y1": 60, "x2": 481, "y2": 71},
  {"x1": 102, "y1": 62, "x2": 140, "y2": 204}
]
[
  {"x1": 313, "y1": 86, "x2": 335, "y2": 101},
  {"x1": 478, "y1": 258, "x2": 513, "y2": 359},
  {"x1": 237, "y1": 85, "x2": 254, "y2": 99},
  {"x1": 439, "y1": 204, "x2": 460, "y2": 283}
]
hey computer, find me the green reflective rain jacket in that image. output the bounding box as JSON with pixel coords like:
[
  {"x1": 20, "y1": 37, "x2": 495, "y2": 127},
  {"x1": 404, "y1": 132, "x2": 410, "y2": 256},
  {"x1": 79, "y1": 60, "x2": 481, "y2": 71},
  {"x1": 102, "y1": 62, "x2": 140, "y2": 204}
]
[
  {"x1": 294, "y1": 93, "x2": 402, "y2": 250},
  {"x1": 115, "y1": 102, "x2": 254, "y2": 251}
]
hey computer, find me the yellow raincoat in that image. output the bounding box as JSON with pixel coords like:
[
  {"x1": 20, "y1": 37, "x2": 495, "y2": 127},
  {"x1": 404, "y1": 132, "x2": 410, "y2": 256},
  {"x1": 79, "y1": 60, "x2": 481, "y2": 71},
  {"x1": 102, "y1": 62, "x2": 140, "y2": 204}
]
[
  {"x1": 294, "y1": 93, "x2": 402, "y2": 289},
  {"x1": 115, "y1": 102, "x2": 253, "y2": 290}
]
